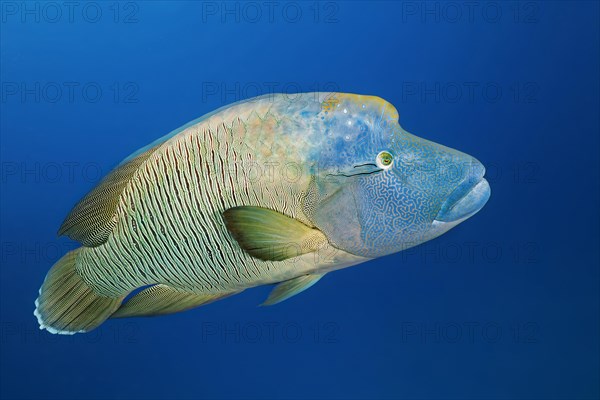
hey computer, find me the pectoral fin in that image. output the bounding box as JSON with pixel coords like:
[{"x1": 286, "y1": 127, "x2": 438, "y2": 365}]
[
  {"x1": 111, "y1": 284, "x2": 238, "y2": 318},
  {"x1": 223, "y1": 206, "x2": 328, "y2": 261},
  {"x1": 261, "y1": 273, "x2": 325, "y2": 306}
]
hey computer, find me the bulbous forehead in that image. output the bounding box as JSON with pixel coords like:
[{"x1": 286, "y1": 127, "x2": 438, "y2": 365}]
[
  {"x1": 311, "y1": 93, "x2": 401, "y2": 168},
  {"x1": 320, "y1": 93, "x2": 399, "y2": 121}
]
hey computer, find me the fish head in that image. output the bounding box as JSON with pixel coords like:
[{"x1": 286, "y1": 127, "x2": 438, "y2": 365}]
[{"x1": 303, "y1": 93, "x2": 491, "y2": 258}]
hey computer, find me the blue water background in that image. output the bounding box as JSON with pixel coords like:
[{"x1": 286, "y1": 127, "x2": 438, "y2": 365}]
[{"x1": 1, "y1": 1, "x2": 599, "y2": 399}]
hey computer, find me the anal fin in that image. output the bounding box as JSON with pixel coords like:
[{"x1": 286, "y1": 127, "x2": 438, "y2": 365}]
[
  {"x1": 111, "y1": 284, "x2": 238, "y2": 318},
  {"x1": 262, "y1": 273, "x2": 325, "y2": 306}
]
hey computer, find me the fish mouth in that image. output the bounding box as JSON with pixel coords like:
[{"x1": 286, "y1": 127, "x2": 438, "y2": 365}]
[{"x1": 435, "y1": 167, "x2": 491, "y2": 223}]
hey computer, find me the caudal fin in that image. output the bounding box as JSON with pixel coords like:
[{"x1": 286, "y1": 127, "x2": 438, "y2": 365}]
[{"x1": 34, "y1": 249, "x2": 124, "y2": 335}]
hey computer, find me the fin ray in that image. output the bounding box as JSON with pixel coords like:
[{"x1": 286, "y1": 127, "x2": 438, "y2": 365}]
[
  {"x1": 223, "y1": 206, "x2": 327, "y2": 261},
  {"x1": 34, "y1": 249, "x2": 124, "y2": 334},
  {"x1": 57, "y1": 144, "x2": 160, "y2": 247},
  {"x1": 111, "y1": 284, "x2": 238, "y2": 318},
  {"x1": 262, "y1": 273, "x2": 325, "y2": 306}
]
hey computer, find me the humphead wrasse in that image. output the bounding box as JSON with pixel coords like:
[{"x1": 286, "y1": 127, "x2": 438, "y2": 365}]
[{"x1": 34, "y1": 92, "x2": 491, "y2": 334}]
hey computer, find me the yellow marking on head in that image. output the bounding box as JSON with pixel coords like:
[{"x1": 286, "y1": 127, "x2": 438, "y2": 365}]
[
  {"x1": 321, "y1": 97, "x2": 340, "y2": 112},
  {"x1": 322, "y1": 93, "x2": 399, "y2": 121}
]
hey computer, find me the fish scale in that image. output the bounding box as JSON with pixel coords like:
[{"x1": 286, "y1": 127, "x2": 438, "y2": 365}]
[
  {"x1": 34, "y1": 92, "x2": 490, "y2": 334},
  {"x1": 77, "y1": 106, "x2": 313, "y2": 297}
]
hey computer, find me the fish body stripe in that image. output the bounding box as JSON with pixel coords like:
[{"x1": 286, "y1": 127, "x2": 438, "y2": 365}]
[{"x1": 77, "y1": 112, "x2": 312, "y2": 297}]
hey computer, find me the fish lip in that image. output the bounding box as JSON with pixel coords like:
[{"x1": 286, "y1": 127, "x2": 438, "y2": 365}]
[{"x1": 435, "y1": 177, "x2": 491, "y2": 223}]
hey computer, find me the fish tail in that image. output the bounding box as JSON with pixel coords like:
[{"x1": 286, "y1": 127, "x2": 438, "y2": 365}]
[{"x1": 34, "y1": 248, "x2": 124, "y2": 335}]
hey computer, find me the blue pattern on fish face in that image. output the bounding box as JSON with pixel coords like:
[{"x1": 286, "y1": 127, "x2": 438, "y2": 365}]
[{"x1": 301, "y1": 93, "x2": 488, "y2": 258}]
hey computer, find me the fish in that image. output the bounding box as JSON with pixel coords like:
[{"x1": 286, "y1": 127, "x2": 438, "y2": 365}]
[{"x1": 34, "y1": 92, "x2": 491, "y2": 334}]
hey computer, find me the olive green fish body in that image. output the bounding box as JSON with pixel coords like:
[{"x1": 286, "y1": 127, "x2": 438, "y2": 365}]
[
  {"x1": 77, "y1": 99, "x2": 360, "y2": 297},
  {"x1": 34, "y1": 92, "x2": 490, "y2": 334}
]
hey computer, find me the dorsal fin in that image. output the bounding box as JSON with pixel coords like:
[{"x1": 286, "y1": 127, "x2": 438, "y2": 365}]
[
  {"x1": 117, "y1": 93, "x2": 278, "y2": 165},
  {"x1": 58, "y1": 145, "x2": 159, "y2": 247}
]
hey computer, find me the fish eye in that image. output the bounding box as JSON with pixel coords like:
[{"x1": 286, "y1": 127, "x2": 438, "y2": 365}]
[{"x1": 376, "y1": 151, "x2": 394, "y2": 169}]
